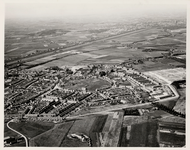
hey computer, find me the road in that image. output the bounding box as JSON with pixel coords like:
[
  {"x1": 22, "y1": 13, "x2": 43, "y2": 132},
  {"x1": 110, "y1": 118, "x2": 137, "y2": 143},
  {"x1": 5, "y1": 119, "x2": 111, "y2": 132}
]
[
  {"x1": 66, "y1": 85, "x2": 179, "y2": 120},
  {"x1": 7, "y1": 119, "x2": 29, "y2": 147}
]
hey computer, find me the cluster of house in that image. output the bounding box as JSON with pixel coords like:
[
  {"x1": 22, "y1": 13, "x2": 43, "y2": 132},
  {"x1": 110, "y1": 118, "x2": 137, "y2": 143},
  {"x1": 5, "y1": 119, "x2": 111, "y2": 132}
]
[{"x1": 5, "y1": 61, "x2": 176, "y2": 122}]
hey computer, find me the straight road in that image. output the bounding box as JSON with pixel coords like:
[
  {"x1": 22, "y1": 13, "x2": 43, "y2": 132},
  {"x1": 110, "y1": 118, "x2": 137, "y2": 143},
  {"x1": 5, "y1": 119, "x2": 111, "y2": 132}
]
[
  {"x1": 66, "y1": 85, "x2": 179, "y2": 120},
  {"x1": 7, "y1": 119, "x2": 29, "y2": 147}
]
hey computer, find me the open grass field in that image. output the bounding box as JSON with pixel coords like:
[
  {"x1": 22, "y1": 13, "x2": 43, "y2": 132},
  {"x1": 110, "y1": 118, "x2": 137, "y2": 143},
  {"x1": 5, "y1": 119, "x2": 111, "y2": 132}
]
[
  {"x1": 30, "y1": 121, "x2": 74, "y2": 147},
  {"x1": 61, "y1": 116, "x2": 97, "y2": 147},
  {"x1": 134, "y1": 62, "x2": 167, "y2": 72},
  {"x1": 9, "y1": 121, "x2": 54, "y2": 139},
  {"x1": 64, "y1": 78, "x2": 111, "y2": 91},
  {"x1": 133, "y1": 58, "x2": 183, "y2": 72},
  {"x1": 87, "y1": 79, "x2": 111, "y2": 91}
]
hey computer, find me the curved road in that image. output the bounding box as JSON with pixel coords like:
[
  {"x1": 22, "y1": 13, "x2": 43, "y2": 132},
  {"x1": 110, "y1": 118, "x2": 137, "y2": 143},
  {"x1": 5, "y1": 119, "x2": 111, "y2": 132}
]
[{"x1": 7, "y1": 119, "x2": 29, "y2": 147}]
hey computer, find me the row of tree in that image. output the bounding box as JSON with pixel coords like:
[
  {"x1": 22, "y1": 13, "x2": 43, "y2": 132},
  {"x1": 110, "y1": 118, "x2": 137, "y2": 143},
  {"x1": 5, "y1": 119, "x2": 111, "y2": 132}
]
[{"x1": 152, "y1": 102, "x2": 185, "y2": 118}]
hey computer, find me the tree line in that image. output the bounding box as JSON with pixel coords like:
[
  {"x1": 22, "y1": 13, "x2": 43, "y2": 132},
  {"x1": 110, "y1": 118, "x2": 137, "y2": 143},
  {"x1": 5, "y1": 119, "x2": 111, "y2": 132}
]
[{"x1": 152, "y1": 102, "x2": 185, "y2": 118}]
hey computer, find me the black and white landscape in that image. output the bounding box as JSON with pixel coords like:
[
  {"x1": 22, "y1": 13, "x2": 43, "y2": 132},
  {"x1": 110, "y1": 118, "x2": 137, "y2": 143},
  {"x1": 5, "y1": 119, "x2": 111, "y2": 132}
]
[{"x1": 4, "y1": 0, "x2": 186, "y2": 147}]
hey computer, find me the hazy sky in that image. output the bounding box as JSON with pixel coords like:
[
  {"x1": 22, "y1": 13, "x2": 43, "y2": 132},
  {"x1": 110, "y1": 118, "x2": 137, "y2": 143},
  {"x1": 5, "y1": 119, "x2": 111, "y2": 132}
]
[{"x1": 5, "y1": 0, "x2": 187, "y2": 22}]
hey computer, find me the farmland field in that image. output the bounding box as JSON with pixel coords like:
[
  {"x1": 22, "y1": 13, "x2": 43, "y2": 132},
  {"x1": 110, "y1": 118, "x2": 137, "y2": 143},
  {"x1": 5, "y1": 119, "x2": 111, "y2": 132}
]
[
  {"x1": 133, "y1": 59, "x2": 181, "y2": 72},
  {"x1": 119, "y1": 127, "x2": 128, "y2": 147},
  {"x1": 104, "y1": 111, "x2": 124, "y2": 147},
  {"x1": 6, "y1": 27, "x2": 173, "y2": 67},
  {"x1": 4, "y1": 122, "x2": 19, "y2": 138},
  {"x1": 60, "y1": 136, "x2": 89, "y2": 147},
  {"x1": 173, "y1": 88, "x2": 186, "y2": 114},
  {"x1": 102, "y1": 113, "x2": 114, "y2": 133},
  {"x1": 60, "y1": 116, "x2": 97, "y2": 147},
  {"x1": 159, "y1": 116, "x2": 185, "y2": 124},
  {"x1": 9, "y1": 121, "x2": 54, "y2": 139},
  {"x1": 30, "y1": 121, "x2": 74, "y2": 147},
  {"x1": 129, "y1": 121, "x2": 159, "y2": 147},
  {"x1": 91, "y1": 115, "x2": 108, "y2": 133},
  {"x1": 6, "y1": 26, "x2": 186, "y2": 70},
  {"x1": 67, "y1": 117, "x2": 96, "y2": 135},
  {"x1": 159, "y1": 132, "x2": 185, "y2": 146},
  {"x1": 122, "y1": 116, "x2": 149, "y2": 127},
  {"x1": 28, "y1": 65, "x2": 46, "y2": 71},
  {"x1": 154, "y1": 37, "x2": 185, "y2": 45}
]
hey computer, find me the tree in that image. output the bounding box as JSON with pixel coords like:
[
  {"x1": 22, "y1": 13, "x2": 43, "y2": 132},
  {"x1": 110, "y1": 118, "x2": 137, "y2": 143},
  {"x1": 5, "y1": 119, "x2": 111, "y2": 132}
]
[
  {"x1": 110, "y1": 69, "x2": 115, "y2": 73},
  {"x1": 66, "y1": 68, "x2": 73, "y2": 74},
  {"x1": 99, "y1": 71, "x2": 106, "y2": 77}
]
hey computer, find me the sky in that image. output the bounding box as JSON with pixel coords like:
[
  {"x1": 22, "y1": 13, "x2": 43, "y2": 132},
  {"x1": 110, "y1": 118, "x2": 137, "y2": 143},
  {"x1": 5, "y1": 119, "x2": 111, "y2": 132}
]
[{"x1": 5, "y1": 0, "x2": 187, "y2": 22}]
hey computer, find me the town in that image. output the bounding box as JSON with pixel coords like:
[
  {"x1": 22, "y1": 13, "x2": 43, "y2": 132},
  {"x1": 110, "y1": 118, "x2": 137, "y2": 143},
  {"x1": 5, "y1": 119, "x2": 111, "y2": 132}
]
[
  {"x1": 4, "y1": 2, "x2": 186, "y2": 147},
  {"x1": 4, "y1": 60, "x2": 186, "y2": 147}
]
